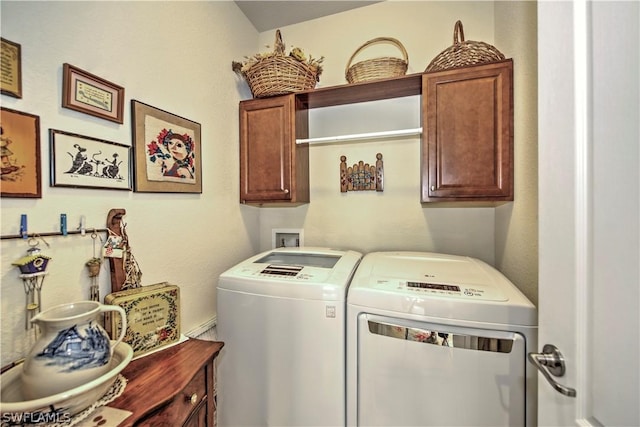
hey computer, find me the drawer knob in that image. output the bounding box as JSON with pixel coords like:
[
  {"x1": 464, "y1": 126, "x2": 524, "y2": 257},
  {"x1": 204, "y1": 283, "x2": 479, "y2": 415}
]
[{"x1": 187, "y1": 393, "x2": 198, "y2": 405}]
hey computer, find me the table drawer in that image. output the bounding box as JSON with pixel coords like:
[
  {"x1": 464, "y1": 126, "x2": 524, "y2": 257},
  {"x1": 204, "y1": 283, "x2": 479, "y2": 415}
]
[
  {"x1": 110, "y1": 340, "x2": 223, "y2": 427},
  {"x1": 149, "y1": 367, "x2": 207, "y2": 425}
]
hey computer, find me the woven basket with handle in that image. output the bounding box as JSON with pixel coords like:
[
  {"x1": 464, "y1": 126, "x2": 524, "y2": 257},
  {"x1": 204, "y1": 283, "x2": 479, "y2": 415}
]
[
  {"x1": 425, "y1": 20, "x2": 505, "y2": 72},
  {"x1": 238, "y1": 30, "x2": 319, "y2": 98},
  {"x1": 345, "y1": 37, "x2": 409, "y2": 84}
]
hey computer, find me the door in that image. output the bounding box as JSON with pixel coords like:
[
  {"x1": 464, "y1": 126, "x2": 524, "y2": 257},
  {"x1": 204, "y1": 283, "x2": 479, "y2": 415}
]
[
  {"x1": 537, "y1": 1, "x2": 639, "y2": 426},
  {"x1": 240, "y1": 95, "x2": 297, "y2": 203},
  {"x1": 357, "y1": 314, "x2": 529, "y2": 426},
  {"x1": 422, "y1": 61, "x2": 513, "y2": 202},
  {"x1": 239, "y1": 95, "x2": 310, "y2": 205}
]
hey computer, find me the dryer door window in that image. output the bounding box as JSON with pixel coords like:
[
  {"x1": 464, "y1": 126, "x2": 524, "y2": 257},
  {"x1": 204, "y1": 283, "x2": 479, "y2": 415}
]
[{"x1": 357, "y1": 314, "x2": 527, "y2": 426}]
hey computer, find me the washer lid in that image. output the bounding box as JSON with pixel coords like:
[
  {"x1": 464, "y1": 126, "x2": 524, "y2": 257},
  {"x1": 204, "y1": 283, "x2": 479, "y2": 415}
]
[
  {"x1": 348, "y1": 252, "x2": 537, "y2": 326},
  {"x1": 217, "y1": 247, "x2": 363, "y2": 301}
]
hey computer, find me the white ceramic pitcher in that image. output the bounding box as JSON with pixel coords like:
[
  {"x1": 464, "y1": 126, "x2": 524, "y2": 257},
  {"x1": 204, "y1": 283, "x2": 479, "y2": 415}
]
[{"x1": 21, "y1": 301, "x2": 126, "y2": 400}]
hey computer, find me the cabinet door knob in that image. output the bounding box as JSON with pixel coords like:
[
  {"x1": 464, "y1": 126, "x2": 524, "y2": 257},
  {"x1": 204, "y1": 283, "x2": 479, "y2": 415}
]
[
  {"x1": 430, "y1": 185, "x2": 435, "y2": 191},
  {"x1": 187, "y1": 393, "x2": 198, "y2": 405},
  {"x1": 283, "y1": 189, "x2": 290, "y2": 194}
]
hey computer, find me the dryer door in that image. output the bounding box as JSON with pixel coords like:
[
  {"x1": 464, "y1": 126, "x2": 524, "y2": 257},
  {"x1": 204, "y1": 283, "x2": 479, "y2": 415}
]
[{"x1": 356, "y1": 314, "x2": 527, "y2": 426}]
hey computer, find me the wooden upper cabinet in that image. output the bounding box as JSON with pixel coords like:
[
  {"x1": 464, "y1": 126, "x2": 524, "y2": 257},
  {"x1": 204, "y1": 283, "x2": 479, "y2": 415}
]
[
  {"x1": 421, "y1": 60, "x2": 514, "y2": 203},
  {"x1": 239, "y1": 95, "x2": 309, "y2": 205},
  {"x1": 238, "y1": 60, "x2": 514, "y2": 206}
]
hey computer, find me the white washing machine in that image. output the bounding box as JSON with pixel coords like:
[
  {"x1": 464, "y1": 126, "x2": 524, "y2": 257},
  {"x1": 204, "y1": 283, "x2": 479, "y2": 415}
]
[
  {"x1": 347, "y1": 252, "x2": 537, "y2": 427},
  {"x1": 217, "y1": 247, "x2": 362, "y2": 427}
]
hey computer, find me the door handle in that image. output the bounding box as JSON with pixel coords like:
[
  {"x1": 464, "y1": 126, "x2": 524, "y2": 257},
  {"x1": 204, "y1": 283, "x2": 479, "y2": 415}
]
[{"x1": 528, "y1": 344, "x2": 577, "y2": 397}]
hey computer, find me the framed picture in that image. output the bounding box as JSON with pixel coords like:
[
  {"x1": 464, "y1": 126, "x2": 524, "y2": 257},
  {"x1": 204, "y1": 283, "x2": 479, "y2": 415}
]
[
  {"x1": 50, "y1": 129, "x2": 132, "y2": 191},
  {"x1": 1, "y1": 38, "x2": 22, "y2": 98},
  {"x1": 1, "y1": 107, "x2": 41, "y2": 198},
  {"x1": 131, "y1": 100, "x2": 202, "y2": 193},
  {"x1": 62, "y1": 63, "x2": 125, "y2": 124}
]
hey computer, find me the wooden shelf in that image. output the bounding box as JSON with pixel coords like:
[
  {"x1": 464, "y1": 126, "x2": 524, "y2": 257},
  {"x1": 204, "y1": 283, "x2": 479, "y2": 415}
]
[{"x1": 295, "y1": 73, "x2": 423, "y2": 109}]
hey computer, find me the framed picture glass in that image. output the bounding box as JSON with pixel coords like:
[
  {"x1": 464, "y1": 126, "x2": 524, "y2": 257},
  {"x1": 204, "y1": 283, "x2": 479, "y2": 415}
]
[
  {"x1": 50, "y1": 129, "x2": 132, "y2": 191},
  {"x1": 62, "y1": 63, "x2": 125, "y2": 124},
  {"x1": 131, "y1": 100, "x2": 202, "y2": 193},
  {"x1": 1, "y1": 38, "x2": 22, "y2": 98},
  {"x1": 1, "y1": 107, "x2": 41, "y2": 198}
]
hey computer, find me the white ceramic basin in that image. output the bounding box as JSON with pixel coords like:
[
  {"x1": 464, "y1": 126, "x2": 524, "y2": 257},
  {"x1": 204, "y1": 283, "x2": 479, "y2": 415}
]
[{"x1": 0, "y1": 342, "x2": 133, "y2": 417}]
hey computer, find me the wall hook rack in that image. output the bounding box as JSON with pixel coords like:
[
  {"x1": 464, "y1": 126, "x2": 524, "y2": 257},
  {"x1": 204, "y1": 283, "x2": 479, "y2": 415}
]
[
  {"x1": 1, "y1": 228, "x2": 109, "y2": 240},
  {"x1": 1, "y1": 213, "x2": 109, "y2": 240}
]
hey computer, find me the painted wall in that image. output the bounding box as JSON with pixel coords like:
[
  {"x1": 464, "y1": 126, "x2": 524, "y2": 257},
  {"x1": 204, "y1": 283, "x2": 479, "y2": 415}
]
[
  {"x1": 0, "y1": 1, "x2": 260, "y2": 366},
  {"x1": 254, "y1": 1, "x2": 539, "y2": 302},
  {"x1": 494, "y1": 1, "x2": 538, "y2": 307}
]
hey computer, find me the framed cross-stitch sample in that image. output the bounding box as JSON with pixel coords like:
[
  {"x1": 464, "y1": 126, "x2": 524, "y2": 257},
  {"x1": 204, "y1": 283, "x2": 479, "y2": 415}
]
[
  {"x1": 50, "y1": 129, "x2": 132, "y2": 191},
  {"x1": 0, "y1": 107, "x2": 41, "y2": 198},
  {"x1": 1, "y1": 38, "x2": 22, "y2": 98},
  {"x1": 62, "y1": 63, "x2": 125, "y2": 124},
  {"x1": 131, "y1": 100, "x2": 202, "y2": 193}
]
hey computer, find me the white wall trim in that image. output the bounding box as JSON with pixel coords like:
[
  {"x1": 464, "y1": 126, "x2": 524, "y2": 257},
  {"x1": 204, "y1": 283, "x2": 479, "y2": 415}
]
[
  {"x1": 185, "y1": 316, "x2": 217, "y2": 338},
  {"x1": 573, "y1": 0, "x2": 593, "y2": 423}
]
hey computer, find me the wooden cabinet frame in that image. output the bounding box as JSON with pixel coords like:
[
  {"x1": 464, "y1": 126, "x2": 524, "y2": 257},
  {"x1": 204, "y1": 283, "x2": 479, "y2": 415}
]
[
  {"x1": 239, "y1": 60, "x2": 514, "y2": 205},
  {"x1": 240, "y1": 95, "x2": 309, "y2": 205},
  {"x1": 422, "y1": 60, "x2": 513, "y2": 202}
]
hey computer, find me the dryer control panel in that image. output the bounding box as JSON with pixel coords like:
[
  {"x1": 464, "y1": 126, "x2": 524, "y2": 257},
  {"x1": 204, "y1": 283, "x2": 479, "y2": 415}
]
[
  {"x1": 407, "y1": 281, "x2": 460, "y2": 291},
  {"x1": 382, "y1": 280, "x2": 508, "y2": 301}
]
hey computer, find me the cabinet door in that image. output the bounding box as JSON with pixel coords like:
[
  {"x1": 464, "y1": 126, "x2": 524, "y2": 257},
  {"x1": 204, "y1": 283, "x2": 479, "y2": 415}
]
[
  {"x1": 182, "y1": 398, "x2": 208, "y2": 427},
  {"x1": 421, "y1": 60, "x2": 513, "y2": 203},
  {"x1": 240, "y1": 95, "x2": 309, "y2": 204}
]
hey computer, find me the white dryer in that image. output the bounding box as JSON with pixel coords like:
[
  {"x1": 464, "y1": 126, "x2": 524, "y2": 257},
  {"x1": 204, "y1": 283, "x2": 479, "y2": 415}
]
[
  {"x1": 347, "y1": 251, "x2": 537, "y2": 427},
  {"x1": 217, "y1": 247, "x2": 362, "y2": 427}
]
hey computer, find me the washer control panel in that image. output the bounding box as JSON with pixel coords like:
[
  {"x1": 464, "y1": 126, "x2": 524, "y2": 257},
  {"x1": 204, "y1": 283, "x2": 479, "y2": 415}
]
[{"x1": 260, "y1": 264, "x2": 304, "y2": 277}]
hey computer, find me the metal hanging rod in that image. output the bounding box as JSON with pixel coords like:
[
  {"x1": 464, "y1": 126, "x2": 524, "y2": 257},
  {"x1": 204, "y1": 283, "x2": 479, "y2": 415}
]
[
  {"x1": 296, "y1": 127, "x2": 423, "y2": 145},
  {"x1": 3, "y1": 214, "x2": 111, "y2": 240},
  {"x1": 1, "y1": 228, "x2": 109, "y2": 240}
]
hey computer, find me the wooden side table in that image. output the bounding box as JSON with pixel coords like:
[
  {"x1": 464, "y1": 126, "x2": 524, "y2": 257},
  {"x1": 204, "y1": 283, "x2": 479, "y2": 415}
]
[{"x1": 110, "y1": 339, "x2": 224, "y2": 426}]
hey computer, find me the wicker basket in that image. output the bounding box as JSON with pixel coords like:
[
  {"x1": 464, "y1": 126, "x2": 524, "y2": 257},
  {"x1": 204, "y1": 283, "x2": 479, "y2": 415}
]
[
  {"x1": 236, "y1": 30, "x2": 320, "y2": 98},
  {"x1": 425, "y1": 21, "x2": 505, "y2": 72},
  {"x1": 345, "y1": 37, "x2": 409, "y2": 84}
]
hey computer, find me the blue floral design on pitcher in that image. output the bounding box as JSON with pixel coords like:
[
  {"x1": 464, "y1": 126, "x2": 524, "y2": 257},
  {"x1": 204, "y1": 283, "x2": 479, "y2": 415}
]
[{"x1": 35, "y1": 322, "x2": 110, "y2": 372}]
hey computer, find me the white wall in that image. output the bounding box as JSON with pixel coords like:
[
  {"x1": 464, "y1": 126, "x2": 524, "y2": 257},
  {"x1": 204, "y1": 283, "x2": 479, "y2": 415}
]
[
  {"x1": 494, "y1": 1, "x2": 538, "y2": 304},
  {"x1": 0, "y1": 1, "x2": 260, "y2": 366},
  {"x1": 252, "y1": 1, "x2": 538, "y2": 303}
]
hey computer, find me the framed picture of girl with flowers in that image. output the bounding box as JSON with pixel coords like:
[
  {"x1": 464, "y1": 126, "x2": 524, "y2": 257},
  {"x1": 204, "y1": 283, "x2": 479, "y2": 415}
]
[{"x1": 131, "y1": 100, "x2": 202, "y2": 193}]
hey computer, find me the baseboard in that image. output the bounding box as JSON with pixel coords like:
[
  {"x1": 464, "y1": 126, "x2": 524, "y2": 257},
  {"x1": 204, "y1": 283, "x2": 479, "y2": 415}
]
[{"x1": 185, "y1": 316, "x2": 217, "y2": 338}]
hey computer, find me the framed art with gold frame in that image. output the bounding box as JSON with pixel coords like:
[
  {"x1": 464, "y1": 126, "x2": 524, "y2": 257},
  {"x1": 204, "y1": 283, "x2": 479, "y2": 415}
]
[
  {"x1": 0, "y1": 107, "x2": 41, "y2": 198},
  {"x1": 131, "y1": 100, "x2": 202, "y2": 193},
  {"x1": 62, "y1": 63, "x2": 125, "y2": 124},
  {"x1": 1, "y1": 38, "x2": 22, "y2": 98}
]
